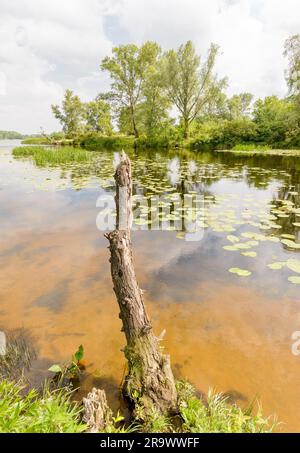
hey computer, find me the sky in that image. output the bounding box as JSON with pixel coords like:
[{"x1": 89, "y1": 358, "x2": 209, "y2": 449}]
[{"x1": 0, "y1": 0, "x2": 299, "y2": 134}]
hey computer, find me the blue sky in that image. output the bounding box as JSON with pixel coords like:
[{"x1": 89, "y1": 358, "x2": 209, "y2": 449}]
[{"x1": 0, "y1": 0, "x2": 299, "y2": 133}]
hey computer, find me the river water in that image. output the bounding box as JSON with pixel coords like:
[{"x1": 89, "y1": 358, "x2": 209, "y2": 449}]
[{"x1": 0, "y1": 140, "x2": 300, "y2": 431}]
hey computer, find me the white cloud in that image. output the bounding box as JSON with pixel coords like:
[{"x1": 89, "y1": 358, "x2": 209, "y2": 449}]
[
  {"x1": 114, "y1": 0, "x2": 299, "y2": 98},
  {"x1": 0, "y1": 0, "x2": 299, "y2": 133},
  {"x1": 0, "y1": 0, "x2": 113, "y2": 133}
]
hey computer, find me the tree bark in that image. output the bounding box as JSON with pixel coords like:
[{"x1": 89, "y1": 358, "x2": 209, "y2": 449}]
[
  {"x1": 105, "y1": 153, "x2": 177, "y2": 418},
  {"x1": 83, "y1": 387, "x2": 113, "y2": 432}
]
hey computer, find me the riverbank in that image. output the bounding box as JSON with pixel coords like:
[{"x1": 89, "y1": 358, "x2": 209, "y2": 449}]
[
  {"x1": 0, "y1": 335, "x2": 276, "y2": 433},
  {"x1": 216, "y1": 148, "x2": 300, "y2": 156},
  {"x1": 21, "y1": 134, "x2": 300, "y2": 155}
]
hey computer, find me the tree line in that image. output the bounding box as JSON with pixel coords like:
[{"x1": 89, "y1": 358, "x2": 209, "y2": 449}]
[{"x1": 51, "y1": 36, "x2": 300, "y2": 149}]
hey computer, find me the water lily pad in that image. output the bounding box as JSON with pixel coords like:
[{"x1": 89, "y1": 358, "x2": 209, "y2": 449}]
[
  {"x1": 223, "y1": 245, "x2": 238, "y2": 251},
  {"x1": 229, "y1": 267, "x2": 252, "y2": 277},
  {"x1": 227, "y1": 235, "x2": 239, "y2": 243},
  {"x1": 267, "y1": 262, "x2": 286, "y2": 270},
  {"x1": 241, "y1": 251, "x2": 257, "y2": 258},
  {"x1": 286, "y1": 259, "x2": 300, "y2": 274},
  {"x1": 281, "y1": 239, "x2": 300, "y2": 249},
  {"x1": 288, "y1": 276, "x2": 300, "y2": 284}
]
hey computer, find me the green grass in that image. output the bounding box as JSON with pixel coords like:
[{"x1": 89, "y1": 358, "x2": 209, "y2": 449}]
[
  {"x1": 0, "y1": 379, "x2": 86, "y2": 433},
  {"x1": 21, "y1": 137, "x2": 50, "y2": 145},
  {"x1": 232, "y1": 143, "x2": 270, "y2": 151},
  {"x1": 176, "y1": 381, "x2": 277, "y2": 433},
  {"x1": 0, "y1": 376, "x2": 277, "y2": 433},
  {"x1": 12, "y1": 146, "x2": 91, "y2": 166}
]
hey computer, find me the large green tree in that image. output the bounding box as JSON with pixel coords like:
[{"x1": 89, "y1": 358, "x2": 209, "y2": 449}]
[
  {"x1": 85, "y1": 97, "x2": 112, "y2": 135},
  {"x1": 51, "y1": 89, "x2": 84, "y2": 138},
  {"x1": 227, "y1": 93, "x2": 253, "y2": 120},
  {"x1": 101, "y1": 42, "x2": 161, "y2": 138},
  {"x1": 161, "y1": 40, "x2": 227, "y2": 138},
  {"x1": 140, "y1": 64, "x2": 171, "y2": 138},
  {"x1": 253, "y1": 96, "x2": 299, "y2": 146},
  {"x1": 284, "y1": 34, "x2": 300, "y2": 99}
]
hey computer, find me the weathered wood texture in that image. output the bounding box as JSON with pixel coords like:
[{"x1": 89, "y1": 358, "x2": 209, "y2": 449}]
[
  {"x1": 83, "y1": 387, "x2": 113, "y2": 432},
  {"x1": 105, "y1": 153, "x2": 177, "y2": 416}
]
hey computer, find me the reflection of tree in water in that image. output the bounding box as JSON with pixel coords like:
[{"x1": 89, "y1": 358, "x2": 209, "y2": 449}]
[
  {"x1": 60, "y1": 148, "x2": 300, "y2": 242},
  {"x1": 270, "y1": 177, "x2": 300, "y2": 243}
]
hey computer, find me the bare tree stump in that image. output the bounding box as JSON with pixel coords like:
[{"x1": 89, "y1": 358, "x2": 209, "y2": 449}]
[
  {"x1": 83, "y1": 388, "x2": 113, "y2": 432},
  {"x1": 105, "y1": 152, "x2": 177, "y2": 418}
]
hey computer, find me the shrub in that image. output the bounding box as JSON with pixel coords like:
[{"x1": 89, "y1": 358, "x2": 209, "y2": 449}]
[{"x1": 81, "y1": 134, "x2": 136, "y2": 150}]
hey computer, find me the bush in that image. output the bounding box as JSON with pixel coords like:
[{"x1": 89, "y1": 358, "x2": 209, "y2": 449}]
[
  {"x1": 81, "y1": 134, "x2": 136, "y2": 150},
  {"x1": 190, "y1": 118, "x2": 258, "y2": 150},
  {"x1": 232, "y1": 143, "x2": 270, "y2": 151}
]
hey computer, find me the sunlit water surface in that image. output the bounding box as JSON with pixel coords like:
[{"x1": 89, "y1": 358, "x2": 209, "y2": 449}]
[{"x1": 0, "y1": 140, "x2": 300, "y2": 431}]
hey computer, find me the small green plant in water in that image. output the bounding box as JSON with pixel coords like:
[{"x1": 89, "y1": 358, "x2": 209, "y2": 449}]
[
  {"x1": 48, "y1": 344, "x2": 85, "y2": 383},
  {"x1": 12, "y1": 146, "x2": 91, "y2": 166}
]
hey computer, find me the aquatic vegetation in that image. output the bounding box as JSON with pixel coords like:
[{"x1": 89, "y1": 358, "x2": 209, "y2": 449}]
[
  {"x1": 268, "y1": 262, "x2": 286, "y2": 270},
  {"x1": 232, "y1": 143, "x2": 270, "y2": 151},
  {"x1": 288, "y1": 276, "x2": 300, "y2": 284},
  {"x1": 12, "y1": 146, "x2": 91, "y2": 166},
  {"x1": 229, "y1": 267, "x2": 252, "y2": 277},
  {"x1": 241, "y1": 251, "x2": 257, "y2": 257}
]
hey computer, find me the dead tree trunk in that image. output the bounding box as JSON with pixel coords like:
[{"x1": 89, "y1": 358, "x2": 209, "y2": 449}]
[{"x1": 105, "y1": 152, "x2": 177, "y2": 418}]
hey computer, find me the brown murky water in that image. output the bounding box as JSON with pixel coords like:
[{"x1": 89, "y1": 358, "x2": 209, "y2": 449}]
[{"x1": 1, "y1": 140, "x2": 300, "y2": 431}]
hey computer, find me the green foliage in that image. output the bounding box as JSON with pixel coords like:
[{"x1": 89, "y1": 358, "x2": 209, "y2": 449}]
[
  {"x1": 0, "y1": 379, "x2": 86, "y2": 433},
  {"x1": 0, "y1": 130, "x2": 25, "y2": 139},
  {"x1": 49, "y1": 344, "x2": 85, "y2": 380},
  {"x1": 103, "y1": 412, "x2": 138, "y2": 433},
  {"x1": 177, "y1": 381, "x2": 277, "y2": 433},
  {"x1": 49, "y1": 36, "x2": 300, "y2": 150},
  {"x1": 81, "y1": 134, "x2": 136, "y2": 150},
  {"x1": 52, "y1": 89, "x2": 85, "y2": 139},
  {"x1": 85, "y1": 98, "x2": 112, "y2": 135},
  {"x1": 253, "y1": 96, "x2": 300, "y2": 147},
  {"x1": 284, "y1": 34, "x2": 300, "y2": 97},
  {"x1": 226, "y1": 93, "x2": 254, "y2": 120},
  {"x1": 232, "y1": 143, "x2": 269, "y2": 151},
  {"x1": 21, "y1": 136, "x2": 50, "y2": 145},
  {"x1": 101, "y1": 42, "x2": 161, "y2": 138},
  {"x1": 12, "y1": 146, "x2": 91, "y2": 166},
  {"x1": 190, "y1": 118, "x2": 257, "y2": 150},
  {"x1": 141, "y1": 408, "x2": 173, "y2": 433},
  {"x1": 161, "y1": 40, "x2": 227, "y2": 138}
]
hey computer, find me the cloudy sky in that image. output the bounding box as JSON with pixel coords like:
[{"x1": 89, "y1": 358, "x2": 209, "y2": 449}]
[{"x1": 0, "y1": 0, "x2": 299, "y2": 134}]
